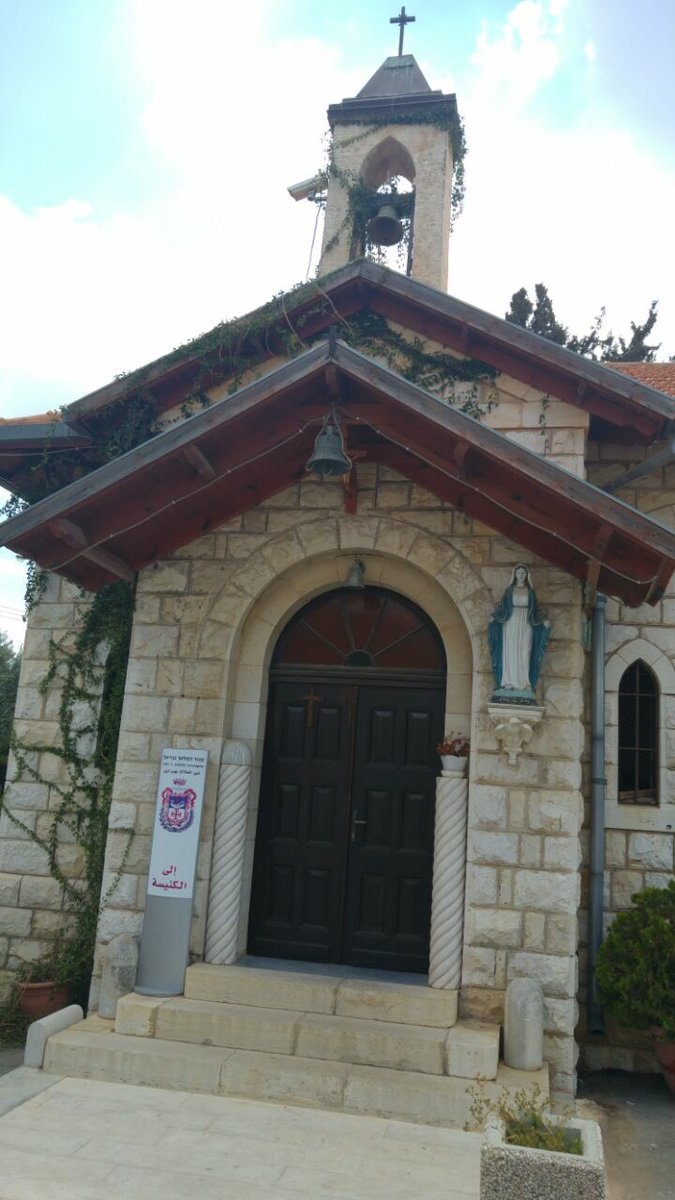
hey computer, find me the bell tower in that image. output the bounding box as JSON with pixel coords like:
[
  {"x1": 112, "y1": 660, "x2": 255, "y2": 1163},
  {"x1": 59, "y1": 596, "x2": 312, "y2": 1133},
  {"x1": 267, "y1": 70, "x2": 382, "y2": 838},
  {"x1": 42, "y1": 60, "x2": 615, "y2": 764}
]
[{"x1": 317, "y1": 16, "x2": 458, "y2": 292}]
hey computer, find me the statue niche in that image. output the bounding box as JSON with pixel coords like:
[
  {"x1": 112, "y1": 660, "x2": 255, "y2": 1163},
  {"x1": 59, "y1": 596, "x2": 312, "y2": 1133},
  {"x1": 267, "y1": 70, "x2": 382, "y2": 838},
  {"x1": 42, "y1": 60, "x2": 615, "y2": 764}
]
[{"x1": 488, "y1": 565, "x2": 551, "y2": 705}]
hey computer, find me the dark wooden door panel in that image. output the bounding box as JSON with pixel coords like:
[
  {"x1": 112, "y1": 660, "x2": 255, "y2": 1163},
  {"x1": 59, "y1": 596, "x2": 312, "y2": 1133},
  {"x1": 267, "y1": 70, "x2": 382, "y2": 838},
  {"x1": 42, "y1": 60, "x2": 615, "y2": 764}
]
[
  {"x1": 248, "y1": 676, "x2": 443, "y2": 972},
  {"x1": 344, "y1": 686, "x2": 443, "y2": 972},
  {"x1": 248, "y1": 682, "x2": 354, "y2": 962}
]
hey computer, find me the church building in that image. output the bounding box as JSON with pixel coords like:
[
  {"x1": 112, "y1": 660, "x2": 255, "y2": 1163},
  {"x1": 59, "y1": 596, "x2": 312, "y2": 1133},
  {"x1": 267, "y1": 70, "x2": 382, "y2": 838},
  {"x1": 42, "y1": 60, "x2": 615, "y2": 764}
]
[{"x1": 1, "y1": 33, "x2": 675, "y2": 1116}]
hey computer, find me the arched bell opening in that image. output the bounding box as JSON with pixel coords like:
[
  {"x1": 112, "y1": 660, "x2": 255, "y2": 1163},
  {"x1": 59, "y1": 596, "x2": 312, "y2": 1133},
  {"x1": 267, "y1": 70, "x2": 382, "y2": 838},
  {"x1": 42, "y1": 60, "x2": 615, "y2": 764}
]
[
  {"x1": 247, "y1": 585, "x2": 447, "y2": 973},
  {"x1": 353, "y1": 137, "x2": 417, "y2": 273}
]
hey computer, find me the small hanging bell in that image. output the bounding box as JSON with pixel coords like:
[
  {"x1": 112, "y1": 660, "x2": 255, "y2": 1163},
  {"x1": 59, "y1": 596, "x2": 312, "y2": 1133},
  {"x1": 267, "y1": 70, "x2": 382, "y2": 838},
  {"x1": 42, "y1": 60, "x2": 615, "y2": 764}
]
[
  {"x1": 366, "y1": 203, "x2": 404, "y2": 247},
  {"x1": 306, "y1": 414, "x2": 352, "y2": 477}
]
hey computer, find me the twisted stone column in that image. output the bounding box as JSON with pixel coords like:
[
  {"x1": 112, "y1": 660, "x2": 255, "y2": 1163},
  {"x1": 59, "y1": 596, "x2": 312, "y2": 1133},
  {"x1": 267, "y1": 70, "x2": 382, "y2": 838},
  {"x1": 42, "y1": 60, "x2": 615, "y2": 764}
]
[
  {"x1": 205, "y1": 740, "x2": 252, "y2": 964},
  {"x1": 429, "y1": 772, "x2": 468, "y2": 989}
]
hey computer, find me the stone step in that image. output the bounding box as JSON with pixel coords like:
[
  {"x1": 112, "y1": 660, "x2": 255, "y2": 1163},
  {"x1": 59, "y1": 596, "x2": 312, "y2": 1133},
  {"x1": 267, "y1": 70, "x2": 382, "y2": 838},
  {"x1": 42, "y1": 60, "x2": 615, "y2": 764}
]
[
  {"x1": 43, "y1": 1019, "x2": 549, "y2": 1130},
  {"x1": 183, "y1": 962, "x2": 459, "y2": 1028},
  {"x1": 115, "y1": 993, "x2": 498, "y2": 1078}
]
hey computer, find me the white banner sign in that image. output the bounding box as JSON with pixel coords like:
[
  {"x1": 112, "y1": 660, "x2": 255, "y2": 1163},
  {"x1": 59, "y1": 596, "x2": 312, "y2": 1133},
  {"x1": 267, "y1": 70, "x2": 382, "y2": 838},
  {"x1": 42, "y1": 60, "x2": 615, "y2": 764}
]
[{"x1": 146, "y1": 748, "x2": 208, "y2": 900}]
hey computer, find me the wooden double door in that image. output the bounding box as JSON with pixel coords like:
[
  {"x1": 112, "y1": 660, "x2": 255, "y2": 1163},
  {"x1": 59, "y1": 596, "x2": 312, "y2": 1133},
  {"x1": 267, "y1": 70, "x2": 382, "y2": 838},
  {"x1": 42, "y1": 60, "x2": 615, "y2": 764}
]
[{"x1": 248, "y1": 677, "x2": 444, "y2": 972}]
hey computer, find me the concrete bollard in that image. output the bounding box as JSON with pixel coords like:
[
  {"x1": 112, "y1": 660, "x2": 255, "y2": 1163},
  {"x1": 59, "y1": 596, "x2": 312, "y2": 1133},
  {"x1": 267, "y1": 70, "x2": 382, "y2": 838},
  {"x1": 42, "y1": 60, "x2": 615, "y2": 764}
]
[
  {"x1": 504, "y1": 978, "x2": 544, "y2": 1071},
  {"x1": 98, "y1": 934, "x2": 139, "y2": 1019}
]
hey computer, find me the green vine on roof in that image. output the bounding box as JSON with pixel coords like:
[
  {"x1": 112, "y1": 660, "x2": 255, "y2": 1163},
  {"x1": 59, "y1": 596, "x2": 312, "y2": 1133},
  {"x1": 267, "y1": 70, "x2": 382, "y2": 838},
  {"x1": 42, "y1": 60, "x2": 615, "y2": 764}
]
[{"x1": 337, "y1": 311, "x2": 496, "y2": 419}]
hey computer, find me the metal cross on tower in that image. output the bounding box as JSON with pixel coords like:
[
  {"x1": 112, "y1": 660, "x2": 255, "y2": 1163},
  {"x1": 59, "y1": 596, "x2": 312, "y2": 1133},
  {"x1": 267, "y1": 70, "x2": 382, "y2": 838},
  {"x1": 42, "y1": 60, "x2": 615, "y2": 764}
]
[{"x1": 390, "y1": 6, "x2": 415, "y2": 56}]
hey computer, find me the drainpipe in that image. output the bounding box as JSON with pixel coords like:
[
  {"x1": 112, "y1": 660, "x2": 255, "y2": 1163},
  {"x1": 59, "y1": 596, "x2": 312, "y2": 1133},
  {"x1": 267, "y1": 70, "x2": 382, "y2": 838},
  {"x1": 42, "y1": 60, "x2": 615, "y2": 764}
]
[{"x1": 588, "y1": 593, "x2": 607, "y2": 1034}]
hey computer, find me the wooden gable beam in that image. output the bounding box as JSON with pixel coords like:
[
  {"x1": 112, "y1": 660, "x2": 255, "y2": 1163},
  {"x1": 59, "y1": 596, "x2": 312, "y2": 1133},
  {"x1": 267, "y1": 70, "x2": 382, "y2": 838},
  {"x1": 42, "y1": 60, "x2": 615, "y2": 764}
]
[
  {"x1": 48, "y1": 518, "x2": 134, "y2": 582},
  {"x1": 183, "y1": 444, "x2": 216, "y2": 480}
]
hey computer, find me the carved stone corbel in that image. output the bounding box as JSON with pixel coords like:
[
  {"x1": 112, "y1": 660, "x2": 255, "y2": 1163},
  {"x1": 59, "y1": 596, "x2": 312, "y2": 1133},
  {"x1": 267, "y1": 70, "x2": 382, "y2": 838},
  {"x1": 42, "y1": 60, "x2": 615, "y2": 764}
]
[{"x1": 487, "y1": 703, "x2": 544, "y2": 765}]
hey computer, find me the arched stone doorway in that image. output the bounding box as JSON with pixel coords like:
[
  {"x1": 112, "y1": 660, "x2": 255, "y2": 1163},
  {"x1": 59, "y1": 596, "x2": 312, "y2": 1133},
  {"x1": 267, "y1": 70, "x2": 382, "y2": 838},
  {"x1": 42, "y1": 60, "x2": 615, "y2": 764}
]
[{"x1": 247, "y1": 586, "x2": 447, "y2": 973}]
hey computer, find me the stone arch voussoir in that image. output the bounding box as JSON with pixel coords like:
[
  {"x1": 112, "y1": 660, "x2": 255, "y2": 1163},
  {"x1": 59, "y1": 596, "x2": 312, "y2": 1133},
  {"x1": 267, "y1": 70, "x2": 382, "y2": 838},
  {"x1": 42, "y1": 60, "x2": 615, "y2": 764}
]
[{"x1": 198, "y1": 513, "x2": 488, "y2": 665}]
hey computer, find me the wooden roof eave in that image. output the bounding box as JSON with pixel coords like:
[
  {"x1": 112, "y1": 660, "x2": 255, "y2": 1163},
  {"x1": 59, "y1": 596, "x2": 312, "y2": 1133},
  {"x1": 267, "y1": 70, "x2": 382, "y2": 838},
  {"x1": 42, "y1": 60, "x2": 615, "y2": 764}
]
[{"x1": 1, "y1": 338, "x2": 674, "y2": 606}]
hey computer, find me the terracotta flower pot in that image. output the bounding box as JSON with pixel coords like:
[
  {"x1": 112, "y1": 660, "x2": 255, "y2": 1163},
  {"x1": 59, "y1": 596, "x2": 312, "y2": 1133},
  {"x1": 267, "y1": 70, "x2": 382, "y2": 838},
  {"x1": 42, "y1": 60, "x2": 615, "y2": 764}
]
[{"x1": 18, "y1": 981, "x2": 72, "y2": 1020}]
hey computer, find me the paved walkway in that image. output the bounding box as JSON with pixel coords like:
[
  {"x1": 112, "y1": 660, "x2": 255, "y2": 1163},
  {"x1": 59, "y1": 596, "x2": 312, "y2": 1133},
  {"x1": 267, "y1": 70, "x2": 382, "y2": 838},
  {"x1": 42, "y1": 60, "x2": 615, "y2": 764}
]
[
  {"x1": 2, "y1": 1046, "x2": 673, "y2": 1199},
  {"x1": 579, "y1": 1070, "x2": 674, "y2": 1200},
  {"x1": 0, "y1": 1071, "x2": 482, "y2": 1200}
]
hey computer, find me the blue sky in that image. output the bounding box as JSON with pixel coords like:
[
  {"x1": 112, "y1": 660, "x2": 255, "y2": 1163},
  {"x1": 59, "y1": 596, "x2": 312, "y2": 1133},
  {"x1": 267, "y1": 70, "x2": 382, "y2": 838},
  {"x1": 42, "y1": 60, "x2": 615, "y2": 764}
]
[{"x1": 1, "y1": 0, "x2": 675, "y2": 644}]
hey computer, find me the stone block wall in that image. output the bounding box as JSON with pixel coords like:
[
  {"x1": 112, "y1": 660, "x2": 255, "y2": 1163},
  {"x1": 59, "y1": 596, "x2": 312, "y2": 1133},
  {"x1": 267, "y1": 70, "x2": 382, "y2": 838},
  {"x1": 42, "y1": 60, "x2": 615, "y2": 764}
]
[
  {"x1": 0, "y1": 574, "x2": 90, "y2": 1002},
  {"x1": 484, "y1": 380, "x2": 588, "y2": 478},
  {"x1": 462, "y1": 564, "x2": 584, "y2": 1096},
  {"x1": 578, "y1": 446, "x2": 675, "y2": 1071},
  {"x1": 319, "y1": 120, "x2": 453, "y2": 291},
  {"x1": 85, "y1": 466, "x2": 582, "y2": 1092}
]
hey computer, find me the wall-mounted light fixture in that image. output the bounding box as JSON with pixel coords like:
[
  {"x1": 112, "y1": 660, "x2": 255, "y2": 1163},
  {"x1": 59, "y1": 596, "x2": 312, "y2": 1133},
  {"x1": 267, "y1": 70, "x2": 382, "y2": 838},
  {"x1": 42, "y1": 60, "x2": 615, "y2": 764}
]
[{"x1": 345, "y1": 559, "x2": 366, "y2": 589}]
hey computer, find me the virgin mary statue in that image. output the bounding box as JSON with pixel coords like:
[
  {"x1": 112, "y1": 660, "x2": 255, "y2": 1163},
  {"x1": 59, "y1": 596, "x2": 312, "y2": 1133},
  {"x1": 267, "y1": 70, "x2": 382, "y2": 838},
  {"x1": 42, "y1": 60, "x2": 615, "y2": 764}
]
[{"x1": 488, "y1": 565, "x2": 550, "y2": 703}]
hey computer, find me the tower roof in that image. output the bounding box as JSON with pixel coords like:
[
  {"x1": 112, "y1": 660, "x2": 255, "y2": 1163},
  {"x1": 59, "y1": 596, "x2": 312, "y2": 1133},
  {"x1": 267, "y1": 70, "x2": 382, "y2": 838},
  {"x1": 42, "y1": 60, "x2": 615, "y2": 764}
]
[
  {"x1": 356, "y1": 54, "x2": 435, "y2": 100},
  {"x1": 328, "y1": 54, "x2": 456, "y2": 128}
]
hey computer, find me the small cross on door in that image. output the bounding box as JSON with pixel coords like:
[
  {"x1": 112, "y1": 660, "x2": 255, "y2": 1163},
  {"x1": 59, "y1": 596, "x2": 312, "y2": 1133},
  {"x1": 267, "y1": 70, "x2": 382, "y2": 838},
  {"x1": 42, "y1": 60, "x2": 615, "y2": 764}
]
[{"x1": 303, "y1": 689, "x2": 323, "y2": 729}]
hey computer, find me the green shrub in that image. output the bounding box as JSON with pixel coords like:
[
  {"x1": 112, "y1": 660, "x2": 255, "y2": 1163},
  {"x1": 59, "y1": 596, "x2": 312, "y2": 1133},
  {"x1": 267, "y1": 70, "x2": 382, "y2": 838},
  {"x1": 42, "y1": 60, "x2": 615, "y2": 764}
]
[{"x1": 596, "y1": 880, "x2": 675, "y2": 1040}]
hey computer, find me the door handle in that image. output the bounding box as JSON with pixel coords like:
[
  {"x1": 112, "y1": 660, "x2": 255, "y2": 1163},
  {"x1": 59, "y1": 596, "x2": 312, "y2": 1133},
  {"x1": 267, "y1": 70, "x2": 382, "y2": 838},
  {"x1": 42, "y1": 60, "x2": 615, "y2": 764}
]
[{"x1": 350, "y1": 817, "x2": 367, "y2": 844}]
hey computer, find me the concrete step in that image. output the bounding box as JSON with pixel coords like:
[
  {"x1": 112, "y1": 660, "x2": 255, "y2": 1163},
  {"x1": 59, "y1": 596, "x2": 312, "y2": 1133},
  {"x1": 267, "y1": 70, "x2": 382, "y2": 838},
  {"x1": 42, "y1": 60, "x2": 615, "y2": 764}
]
[
  {"x1": 183, "y1": 962, "x2": 459, "y2": 1027},
  {"x1": 43, "y1": 1018, "x2": 549, "y2": 1130},
  {"x1": 116, "y1": 993, "x2": 498, "y2": 1078}
]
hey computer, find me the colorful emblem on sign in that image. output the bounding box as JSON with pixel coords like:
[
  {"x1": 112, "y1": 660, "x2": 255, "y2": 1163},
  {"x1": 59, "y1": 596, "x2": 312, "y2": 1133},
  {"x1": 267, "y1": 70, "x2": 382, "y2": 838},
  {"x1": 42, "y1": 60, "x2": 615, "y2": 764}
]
[{"x1": 159, "y1": 781, "x2": 196, "y2": 833}]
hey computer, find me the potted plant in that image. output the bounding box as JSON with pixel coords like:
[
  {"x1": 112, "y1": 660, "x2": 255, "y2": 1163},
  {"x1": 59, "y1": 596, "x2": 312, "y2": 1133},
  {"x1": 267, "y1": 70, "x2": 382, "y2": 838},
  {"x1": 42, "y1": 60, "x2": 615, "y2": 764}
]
[
  {"x1": 436, "y1": 732, "x2": 470, "y2": 773},
  {"x1": 470, "y1": 1084, "x2": 605, "y2": 1200},
  {"x1": 596, "y1": 879, "x2": 675, "y2": 1094},
  {"x1": 16, "y1": 949, "x2": 73, "y2": 1020},
  {"x1": 14, "y1": 916, "x2": 94, "y2": 1020}
]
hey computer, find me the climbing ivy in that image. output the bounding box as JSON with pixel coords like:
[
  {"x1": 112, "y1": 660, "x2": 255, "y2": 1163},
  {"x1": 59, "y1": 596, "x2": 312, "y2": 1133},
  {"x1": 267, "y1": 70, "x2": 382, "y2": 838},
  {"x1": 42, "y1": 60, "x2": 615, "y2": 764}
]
[
  {"x1": 340, "y1": 311, "x2": 496, "y2": 418},
  {"x1": 1, "y1": 581, "x2": 135, "y2": 1005}
]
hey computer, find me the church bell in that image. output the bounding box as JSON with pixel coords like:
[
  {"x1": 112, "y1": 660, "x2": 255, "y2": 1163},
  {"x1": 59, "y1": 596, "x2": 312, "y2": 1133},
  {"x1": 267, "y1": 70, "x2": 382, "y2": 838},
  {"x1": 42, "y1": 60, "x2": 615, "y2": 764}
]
[
  {"x1": 306, "y1": 412, "x2": 352, "y2": 477},
  {"x1": 366, "y1": 203, "x2": 404, "y2": 247}
]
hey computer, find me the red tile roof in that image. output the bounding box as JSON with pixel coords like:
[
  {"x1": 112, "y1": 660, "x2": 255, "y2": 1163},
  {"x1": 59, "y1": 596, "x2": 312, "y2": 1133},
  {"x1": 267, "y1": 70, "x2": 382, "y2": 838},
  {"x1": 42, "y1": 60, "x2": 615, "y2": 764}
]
[{"x1": 608, "y1": 362, "x2": 675, "y2": 398}]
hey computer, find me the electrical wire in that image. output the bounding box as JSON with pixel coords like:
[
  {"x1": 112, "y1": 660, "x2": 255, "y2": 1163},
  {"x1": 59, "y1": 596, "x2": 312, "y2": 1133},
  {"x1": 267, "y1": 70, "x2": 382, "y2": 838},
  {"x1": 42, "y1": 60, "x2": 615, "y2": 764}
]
[
  {"x1": 306, "y1": 203, "x2": 321, "y2": 281},
  {"x1": 8, "y1": 409, "x2": 667, "y2": 593},
  {"x1": 39, "y1": 421, "x2": 322, "y2": 575}
]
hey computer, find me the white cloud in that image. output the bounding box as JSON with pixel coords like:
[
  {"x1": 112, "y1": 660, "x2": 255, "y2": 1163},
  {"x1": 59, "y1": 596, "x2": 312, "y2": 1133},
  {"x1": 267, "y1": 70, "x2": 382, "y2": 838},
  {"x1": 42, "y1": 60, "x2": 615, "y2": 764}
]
[
  {"x1": 0, "y1": 2, "x2": 365, "y2": 415},
  {"x1": 470, "y1": 1, "x2": 565, "y2": 112},
  {"x1": 450, "y1": 2, "x2": 675, "y2": 348},
  {"x1": 1, "y1": 0, "x2": 675, "y2": 645}
]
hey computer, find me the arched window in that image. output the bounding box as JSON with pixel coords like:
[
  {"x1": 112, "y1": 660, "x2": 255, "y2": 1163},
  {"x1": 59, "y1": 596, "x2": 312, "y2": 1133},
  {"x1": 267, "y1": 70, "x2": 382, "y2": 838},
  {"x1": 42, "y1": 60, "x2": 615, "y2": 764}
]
[
  {"x1": 273, "y1": 587, "x2": 446, "y2": 674},
  {"x1": 618, "y1": 660, "x2": 658, "y2": 805}
]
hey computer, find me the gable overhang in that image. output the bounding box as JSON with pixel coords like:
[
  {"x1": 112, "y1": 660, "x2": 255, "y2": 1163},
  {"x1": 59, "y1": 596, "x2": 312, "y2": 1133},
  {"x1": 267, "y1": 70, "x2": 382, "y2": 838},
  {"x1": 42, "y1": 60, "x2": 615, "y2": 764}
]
[
  {"x1": 48, "y1": 261, "x2": 673, "y2": 445},
  {"x1": 0, "y1": 421, "x2": 94, "y2": 495},
  {"x1": 1, "y1": 339, "x2": 674, "y2": 607}
]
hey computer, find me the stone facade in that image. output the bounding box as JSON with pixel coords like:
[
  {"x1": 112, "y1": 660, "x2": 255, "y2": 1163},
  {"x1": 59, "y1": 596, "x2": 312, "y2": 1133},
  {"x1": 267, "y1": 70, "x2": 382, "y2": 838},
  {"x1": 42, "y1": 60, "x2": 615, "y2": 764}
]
[
  {"x1": 2, "y1": 369, "x2": 588, "y2": 1095},
  {"x1": 2, "y1": 343, "x2": 672, "y2": 1098}
]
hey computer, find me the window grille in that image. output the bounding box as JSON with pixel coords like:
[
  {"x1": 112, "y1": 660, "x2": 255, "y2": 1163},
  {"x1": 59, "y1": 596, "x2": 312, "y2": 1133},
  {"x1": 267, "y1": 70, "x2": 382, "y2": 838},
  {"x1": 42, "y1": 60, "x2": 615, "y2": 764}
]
[{"x1": 618, "y1": 660, "x2": 658, "y2": 805}]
